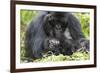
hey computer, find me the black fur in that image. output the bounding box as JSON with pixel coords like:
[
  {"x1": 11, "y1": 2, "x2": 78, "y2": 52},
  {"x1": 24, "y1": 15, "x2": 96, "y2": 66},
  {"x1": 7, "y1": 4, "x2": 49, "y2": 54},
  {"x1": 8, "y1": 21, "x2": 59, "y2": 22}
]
[{"x1": 25, "y1": 11, "x2": 88, "y2": 59}]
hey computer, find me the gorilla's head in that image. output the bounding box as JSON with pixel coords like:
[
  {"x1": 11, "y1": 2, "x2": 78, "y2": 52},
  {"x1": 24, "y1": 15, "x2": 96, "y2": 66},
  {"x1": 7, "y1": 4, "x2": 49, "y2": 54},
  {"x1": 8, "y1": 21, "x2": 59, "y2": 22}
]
[{"x1": 43, "y1": 12, "x2": 70, "y2": 38}]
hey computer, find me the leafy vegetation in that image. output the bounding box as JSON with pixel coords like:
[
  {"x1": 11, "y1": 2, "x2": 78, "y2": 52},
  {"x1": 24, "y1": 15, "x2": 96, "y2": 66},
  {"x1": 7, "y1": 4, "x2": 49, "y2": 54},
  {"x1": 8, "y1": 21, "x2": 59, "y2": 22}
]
[
  {"x1": 33, "y1": 52, "x2": 89, "y2": 63},
  {"x1": 20, "y1": 10, "x2": 90, "y2": 63}
]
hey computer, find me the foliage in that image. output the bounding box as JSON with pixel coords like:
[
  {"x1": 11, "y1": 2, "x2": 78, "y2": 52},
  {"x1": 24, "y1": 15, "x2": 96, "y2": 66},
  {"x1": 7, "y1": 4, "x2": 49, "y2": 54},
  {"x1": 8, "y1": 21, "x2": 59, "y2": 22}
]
[
  {"x1": 21, "y1": 51, "x2": 89, "y2": 63},
  {"x1": 33, "y1": 52, "x2": 89, "y2": 62},
  {"x1": 20, "y1": 10, "x2": 90, "y2": 63},
  {"x1": 20, "y1": 10, "x2": 38, "y2": 25}
]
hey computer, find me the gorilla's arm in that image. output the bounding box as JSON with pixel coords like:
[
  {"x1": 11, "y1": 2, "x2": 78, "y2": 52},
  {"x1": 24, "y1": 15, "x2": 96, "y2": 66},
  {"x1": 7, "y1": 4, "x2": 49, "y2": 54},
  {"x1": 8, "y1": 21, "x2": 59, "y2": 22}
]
[
  {"x1": 67, "y1": 13, "x2": 85, "y2": 40},
  {"x1": 67, "y1": 13, "x2": 89, "y2": 51},
  {"x1": 25, "y1": 12, "x2": 48, "y2": 58}
]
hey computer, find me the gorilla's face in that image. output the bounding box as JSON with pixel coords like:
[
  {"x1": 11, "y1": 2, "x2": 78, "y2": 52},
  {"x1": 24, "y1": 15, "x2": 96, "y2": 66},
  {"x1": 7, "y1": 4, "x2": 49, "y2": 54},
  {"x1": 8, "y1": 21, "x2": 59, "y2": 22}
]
[{"x1": 45, "y1": 12, "x2": 68, "y2": 38}]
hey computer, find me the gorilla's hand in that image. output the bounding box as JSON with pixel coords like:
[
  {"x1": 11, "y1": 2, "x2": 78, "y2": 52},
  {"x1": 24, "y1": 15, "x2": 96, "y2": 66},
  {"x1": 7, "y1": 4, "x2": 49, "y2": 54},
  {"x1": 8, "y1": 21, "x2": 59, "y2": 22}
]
[
  {"x1": 77, "y1": 39, "x2": 90, "y2": 52},
  {"x1": 43, "y1": 38, "x2": 61, "y2": 56},
  {"x1": 48, "y1": 38, "x2": 60, "y2": 49}
]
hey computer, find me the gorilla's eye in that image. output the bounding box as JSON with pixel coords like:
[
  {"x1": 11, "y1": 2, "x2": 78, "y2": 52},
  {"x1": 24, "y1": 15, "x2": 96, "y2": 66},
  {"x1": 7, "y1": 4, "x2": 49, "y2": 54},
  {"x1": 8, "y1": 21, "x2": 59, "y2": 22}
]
[{"x1": 49, "y1": 19, "x2": 56, "y2": 27}]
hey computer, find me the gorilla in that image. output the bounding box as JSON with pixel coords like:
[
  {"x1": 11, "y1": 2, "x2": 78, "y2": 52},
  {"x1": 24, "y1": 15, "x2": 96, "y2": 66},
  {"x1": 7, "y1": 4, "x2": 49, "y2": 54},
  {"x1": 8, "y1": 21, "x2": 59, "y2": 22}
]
[{"x1": 25, "y1": 11, "x2": 89, "y2": 59}]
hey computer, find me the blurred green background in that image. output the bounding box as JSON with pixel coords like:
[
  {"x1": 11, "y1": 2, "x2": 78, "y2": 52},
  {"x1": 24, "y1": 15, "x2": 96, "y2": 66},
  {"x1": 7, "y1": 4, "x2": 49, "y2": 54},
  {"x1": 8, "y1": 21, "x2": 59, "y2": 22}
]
[{"x1": 20, "y1": 10, "x2": 90, "y2": 63}]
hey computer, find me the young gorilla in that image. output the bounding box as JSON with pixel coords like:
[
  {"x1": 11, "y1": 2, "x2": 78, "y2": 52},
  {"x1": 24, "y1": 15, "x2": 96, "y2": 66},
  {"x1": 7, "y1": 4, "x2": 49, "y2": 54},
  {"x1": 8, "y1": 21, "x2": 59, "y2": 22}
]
[{"x1": 25, "y1": 11, "x2": 89, "y2": 59}]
